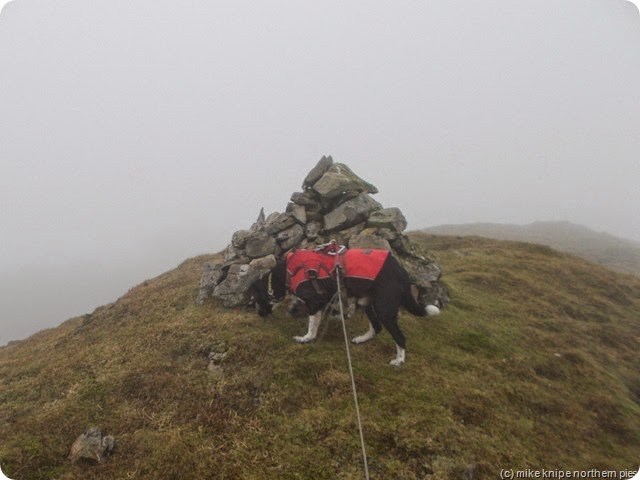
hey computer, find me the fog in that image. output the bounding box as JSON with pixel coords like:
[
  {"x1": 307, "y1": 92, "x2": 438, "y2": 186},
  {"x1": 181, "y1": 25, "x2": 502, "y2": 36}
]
[{"x1": 1, "y1": 0, "x2": 639, "y2": 345}]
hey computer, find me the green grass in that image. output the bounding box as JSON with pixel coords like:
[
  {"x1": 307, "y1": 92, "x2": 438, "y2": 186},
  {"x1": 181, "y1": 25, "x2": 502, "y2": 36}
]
[{"x1": 1, "y1": 235, "x2": 640, "y2": 479}]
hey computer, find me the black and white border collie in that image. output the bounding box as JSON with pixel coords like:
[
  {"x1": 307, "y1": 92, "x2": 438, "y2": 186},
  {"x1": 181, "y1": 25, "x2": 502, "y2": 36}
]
[{"x1": 250, "y1": 248, "x2": 440, "y2": 366}]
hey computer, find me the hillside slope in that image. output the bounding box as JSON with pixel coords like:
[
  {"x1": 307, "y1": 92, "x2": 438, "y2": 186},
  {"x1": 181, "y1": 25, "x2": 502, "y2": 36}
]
[
  {"x1": 1, "y1": 234, "x2": 639, "y2": 479},
  {"x1": 425, "y1": 221, "x2": 640, "y2": 277}
]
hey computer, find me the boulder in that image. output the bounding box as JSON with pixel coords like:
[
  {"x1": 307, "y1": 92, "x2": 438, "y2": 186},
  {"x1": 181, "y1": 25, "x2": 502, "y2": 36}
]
[
  {"x1": 390, "y1": 234, "x2": 415, "y2": 256},
  {"x1": 348, "y1": 232, "x2": 392, "y2": 250},
  {"x1": 375, "y1": 227, "x2": 401, "y2": 242},
  {"x1": 304, "y1": 221, "x2": 323, "y2": 241},
  {"x1": 302, "y1": 155, "x2": 334, "y2": 189},
  {"x1": 323, "y1": 193, "x2": 382, "y2": 232},
  {"x1": 68, "y1": 427, "x2": 114, "y2": 464},
  {"x1": 290, "y1": 190, "x2": 323, "y2": 209},
  {"x1": 399, "y1": 256, "x2": 447, "y2": 306},
  {"x1": 289, "y1": 204, "x2": 307, "y2": 224},
  {"x1": 367, "y1": 207, "x2": 408, "y2": 232},
  {"x1": 222, "y1": 244, "x2": 239, "y2": 263},
  {"x1": 277, "y1": 224, "x2": 305, "y2": 251},
  {"x1": 401, "y1": 257, "x2": 442, "y2": 285},
  {"x1": 231, "y1": 229, "x2": 252, "y2": 249},
  {"x1": 290, "y1": 191, "x2": 324, "y2": 222},
  {"x1": 213, "y1": 263, "x2": 268, "y2": 307},
  {"x1": 312, "y1": 163, "x2": 378, "y2": 199},
  {"x1": 245, "y1": 232, "x2": 277, "y2": 259},
  {"x1": 249, "y1": 254, "x2": 277, "y2": 270},
  {"x1": 330, "y1": 222, "x2": 367, "y2": 246},
  {"x1": 264, "y1": 212, "x2": 297, "y2": 235},
  {"x1": 196, "y1": 262, "x2": 227, "y2": 305}
]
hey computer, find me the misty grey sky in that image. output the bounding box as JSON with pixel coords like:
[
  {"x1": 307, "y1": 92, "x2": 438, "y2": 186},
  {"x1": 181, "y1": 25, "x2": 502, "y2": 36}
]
[{"x1": 1, "y1": 0, "x2": 639, "y2": 345}]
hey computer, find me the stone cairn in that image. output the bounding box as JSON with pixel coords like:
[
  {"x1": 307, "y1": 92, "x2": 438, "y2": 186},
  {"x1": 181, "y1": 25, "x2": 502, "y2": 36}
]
[{"x1": 196, "y1": 156, "x2": 448, "y2": 309}]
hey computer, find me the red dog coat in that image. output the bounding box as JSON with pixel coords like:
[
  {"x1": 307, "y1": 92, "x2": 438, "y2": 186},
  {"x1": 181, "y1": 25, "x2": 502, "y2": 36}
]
[{"x1": 286, "y1": 248, "x2": 390, "y2": 295}]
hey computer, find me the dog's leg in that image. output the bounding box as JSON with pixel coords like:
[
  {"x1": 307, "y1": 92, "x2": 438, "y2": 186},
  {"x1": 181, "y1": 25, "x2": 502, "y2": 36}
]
[
  {"x1": 351, "y1": 322, "x2": 376, "y2": 344},
  {"x1": 372, "y1": 300, "x2": 406, "y2": 366},
  {"x1": 390, "y1": 344, "x2": 406, "y2": 367},
  {"x1": 346, "y1": 297, "x2": 356, "y2": 318},
  {"x1": 352, "y1": 304, "x2": 383, "y2": 345},
  {"x1": 293, "y1": 311, "x2": 322, "y2": 343}
]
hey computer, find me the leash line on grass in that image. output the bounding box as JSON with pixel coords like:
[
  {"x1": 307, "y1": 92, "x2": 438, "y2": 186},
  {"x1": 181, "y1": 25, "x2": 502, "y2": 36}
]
[{"x1": 334, "y1": 272, "x2": 370, "y2": 480}]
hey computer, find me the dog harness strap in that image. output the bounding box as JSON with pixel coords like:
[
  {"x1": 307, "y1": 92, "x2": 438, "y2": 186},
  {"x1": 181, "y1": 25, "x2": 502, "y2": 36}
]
[
  {"x1": 287, "y1": 249, "x2": 336, "y2": 295},
  {"x1": 267, "y1": 272, "x2": 274, "y2": 299},
  {"x1": 311, "y1": 279, "x2": 324, "y2": 295}
]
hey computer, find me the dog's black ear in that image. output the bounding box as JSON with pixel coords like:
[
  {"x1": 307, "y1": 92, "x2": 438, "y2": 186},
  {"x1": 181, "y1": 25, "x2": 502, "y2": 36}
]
[
  {"x1": 256, "y1": 296, "x2": 273, "y2": 317},
  {"x1": 246, "y1": 289, "x2": 257, "y2": 308},
  {"x1": 248, "y1": 275, "x2": 273, "y2": 317},
  {"x1": 272, "y1": 259, "x2": 288, "y2": 298}
]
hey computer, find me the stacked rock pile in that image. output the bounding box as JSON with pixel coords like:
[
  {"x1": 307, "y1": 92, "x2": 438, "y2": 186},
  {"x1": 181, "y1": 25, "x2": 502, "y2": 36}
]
[{"x1": 196, "y1": 156, "x2": 448, "y2": 309}]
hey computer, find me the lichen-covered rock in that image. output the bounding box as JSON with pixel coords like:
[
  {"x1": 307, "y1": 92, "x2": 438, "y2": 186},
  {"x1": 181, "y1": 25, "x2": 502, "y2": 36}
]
[
  {"x1": 196, "y1": 262, "x2": 227, "y2": 305},
  {"x1": 288, "y1": 204, "x2": 307, "y2": 224},
  {"x1": 312, "y1": 163, "x2": 379, "y2": 199},
  {"x1": 68, "y1": 427, "x2": 114, "y2": 464},
  {"x1": 245, "y1": 232, "x2": 277, "y2": 258},
  {"x1": 329, "y1": 222, "x2": 367, "y2": 246},
  {"x1": 302, "y1": 155, "x2": 334, "y2": 189},
  {"x1": 231, "y1": 229, "x2": 252, "y2": 249},
  {"x1": 249, "y1": 254, "x2": 277, "y2": 270},
  {"x1": 291, "y1": 191, "x2": 325, "y2": 223},
  {"x1": 323, "y1": 193, "x2": 382, "y2": 232},
  {"x1": 390, "y1": 234, "x2": 415, "y2": 256},
  {"x1": 291, "y1": 190, "x2": 322, "y2": 208},
  {"x1": 277, "y1": 224, "x2": 305, "y2": 251},
  {"x1": 348, "y1": 232, "x2": 392, "y2": 250},
  {"x1": 367, "y1": 207, "x2": 408, "y2": 232},
  {"x1": 264, "y1": 212, "x2": 297, "y2": 235},
  {"x1": 223, "y1": 243, "x2": 249, "y2": 264},
  {"x1": 213, "y1": 263, "x2": 268, "y2": 307},
  {"x1": 304, "y1": 221, "x2": 323, "y2": 241},
  {"x1": 399, "y1": 256, "x2": 447, "y2": 306}
]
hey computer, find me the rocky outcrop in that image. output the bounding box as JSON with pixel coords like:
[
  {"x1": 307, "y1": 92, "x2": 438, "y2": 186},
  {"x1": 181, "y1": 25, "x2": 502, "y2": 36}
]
[{"x1": 197, "y1": 156, "x2": 448, "y2": 308}]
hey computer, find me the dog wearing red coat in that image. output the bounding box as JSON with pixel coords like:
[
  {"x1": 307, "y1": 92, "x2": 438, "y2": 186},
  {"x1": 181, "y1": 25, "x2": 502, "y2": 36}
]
[{"x1": 251, "y1": 245, "x2": 440, "y2": 366}]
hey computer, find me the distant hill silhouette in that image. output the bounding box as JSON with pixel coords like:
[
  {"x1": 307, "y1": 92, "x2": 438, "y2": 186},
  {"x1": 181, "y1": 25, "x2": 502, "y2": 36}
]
[
  {"x1": 425, "y1": 221, "x2": 640, "y2": 276},
  {"x1": 1, "y1": 233, "x2": 639, "y2": 478}
]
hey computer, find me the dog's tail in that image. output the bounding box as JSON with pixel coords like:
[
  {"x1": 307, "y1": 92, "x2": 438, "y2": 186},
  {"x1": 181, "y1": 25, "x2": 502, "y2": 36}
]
[{"x1": 402, "y1": 288, "x2": 441, "y2": 317}]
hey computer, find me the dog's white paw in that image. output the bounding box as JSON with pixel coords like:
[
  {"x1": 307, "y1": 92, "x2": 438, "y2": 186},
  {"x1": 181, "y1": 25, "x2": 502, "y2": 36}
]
[
  {"x1": 351, "y1": 336, "x2": 372, "y2": 345},
  {"x1": 293, "y1": 335, "x2": 313, "y2": 344},
  {"x1": 351, "y1": 325, "x2": 376, "y2": 345},
  {"x1": 390, "y1": 345, "x2": 406, "y2": 366},
  {"x1": 351, "y1": 332, "x2": 375, "y2": 345}
]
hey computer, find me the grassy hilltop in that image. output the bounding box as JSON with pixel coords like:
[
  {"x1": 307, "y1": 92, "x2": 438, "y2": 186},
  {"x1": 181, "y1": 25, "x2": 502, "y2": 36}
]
[{"x1": 1, "y1": 233, "x2": 639, "y2": 479}]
